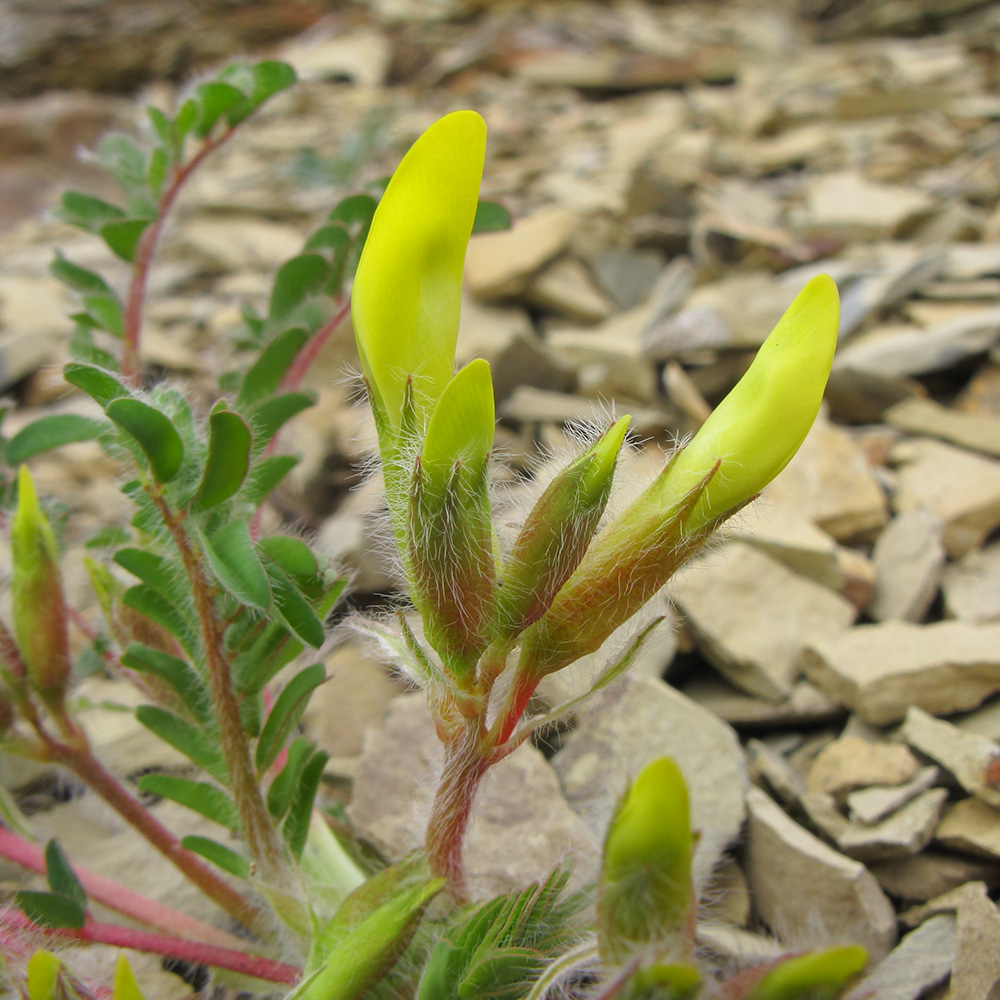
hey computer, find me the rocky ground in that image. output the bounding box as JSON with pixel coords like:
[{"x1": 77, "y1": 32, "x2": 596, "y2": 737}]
[{"x1": 3, "y1": 0, "x2": 1000, "y2": 996}]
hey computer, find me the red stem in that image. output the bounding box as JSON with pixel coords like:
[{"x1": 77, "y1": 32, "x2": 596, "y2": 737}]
[
  {"x1": 0, "y1": 827, "x2": 244, "y2": 949},
  {"x1": 121, "y1": 126, "x2": 237, "y2": 385},
  {"x1": 0, "y1": 910, "x2": 300, "y2": 986},
  {"x1": 280, "y1": 297, "x2": 351, "y2": 395},
  {"x1": 63, "y1": 740, "x2": 262, "y2": 928}
]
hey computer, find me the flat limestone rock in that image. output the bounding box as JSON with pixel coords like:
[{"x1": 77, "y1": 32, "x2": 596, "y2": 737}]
[
  {"x1": 891, "y1": 437, "x2": 1000, "y2": 558},
  {"x1": 464, "y1": 207, "x2": 577, "y2": 300},
  {"x1": 807, "y1": 737, "x2": 920, "y2": 799},
  {"x1": 943, "y1": 541, "x2": 1000, "y2": 624},
  {"x1": 847, "y1": 766, "x2": 940, "y2": 824},
  {"x1": 869, "y1": 507, "x2": 946, "y2": 623},
  {"x1": 744, "y1": 788, "x2": 897, "y2": 962},
  {"x1": 885, "y1": 397, "x2": 1000, "y2": 458},
  {"x1": 832, "y1": 307, "x2": 1000, "y2": 379},
  {"x1": 525, "y1": 256, "x2": 611, "y2": 324},
  {"x1": 801, "y1": 620, "x2": 1000, "y2": 724},
  {"x1": 670, "y1": 543, "x2": 856, "y2": 701},
  {"x1": 936, "y1": 797, "x2": 1000, "y2": 859},
  {"x1": 551, "y1": 675, "x2": 747, "y2": 889},
  {"x1": 869, "y1": 851, "x2": 1000, "y2": 903},
  {"x1": 348, "y1": 694, "x2": 598, "y2": 900},
  {"x1": 728, "y1": 501, "x2": 843, "y2": 591},
  {"x1": 845, "y1": 914, "x2": 955, "y2": 1000},
  {"x1": 765, "y1": 417, "x2": 889, "y2": 541},
  {"x1": 949, "y1": 882, "x2": 1000, "y2": 1000},
  {"x1": 682, "y1": 676, "x2": 845, "y2": 729},
  {"x1": 837, "y1": 788, "x2": 949, "y2": 861},
  {"x1": 899, "y1": 706, "x2": 1000, "y2": 808}
]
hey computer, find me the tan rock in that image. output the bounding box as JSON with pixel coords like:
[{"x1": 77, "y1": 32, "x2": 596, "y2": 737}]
[
  {"x1": 465, "y1": 207, "x2": 577, "y2": 300},
  {"x1": 870, "y1": 507, "x2": 946, "y2": 623},
  {"x1": 348, "y1": 694, "x2": 597, "y2": 900},
  {"x1": 943, "y1": 542, "x2": 1000, "y2": 624},
  {"x1": 552, "y1": 676, "x2": 747, "y2": 889},
  {"x1": 870, "y1": 852, "x2": 1000, "y2": 903},
  {"x1": 807, "y1": 736, "x2": 920, "y2": 799},
  {"x1": 885, "y1": 397, "x2": 1000, "y2": 459},
  {"x1": 744, "y1": 788, "x2": 897, "y2": 962},
  {"x1": 899, "y1": 706, "x2": 1000, "y2": 808},
  {"x1": 951, "y1": 882, "x2": 1000, "y2": 1000},
  {"x1": 936, "y1": 798, "x2": 1000, "y2": 859},
  {"x1": 525, "y1": 257, "x2": 611, "y2": 323},
  {"x1": 766, "y1": 416, "x2": 889, "y2": 541},
  {"x1": 683, "y1": 676, "x2": 844, "y2": 728},
  {"x1": 670, "y1": 543, "x2": 856, "y2": 701},
  {"x1": 303, "y1": 642, "x2": 400, "y2": 762},
  {"x1": 847, "y1": 766, "x2": 940, "y2": 824},
  {"x1": 837, "y1": 788, "x2": 949, "y2": 861},
  {"x1": 891, "y1": 437, "x2": 1000, "y2": 557},
  {"x1": 802, "y1": 621, "x2": 1000, "y2": 724},
  {"x1": 728, "y1": 502, "x2": 843, "y2": 591},
  {"x1": 799, "y1": 170, "x2": 936, "y2": 240}
]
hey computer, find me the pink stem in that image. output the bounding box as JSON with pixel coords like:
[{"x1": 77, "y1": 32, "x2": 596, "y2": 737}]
[
  {"x1": 0, "y1": 923, "x2": 112, "y2": 1000},
  {"x1": 0, "y1": 828, "x2": 244, "y2": 949},
  {"x1": 280, "y1": 297, "x2": 351, "y2": 394},
  {"x1": 0, "y1": 910, "x2": 300, "y2": 986},
  {"x1": 121, "y1": 126, "x2": 237, "y2": 384}
]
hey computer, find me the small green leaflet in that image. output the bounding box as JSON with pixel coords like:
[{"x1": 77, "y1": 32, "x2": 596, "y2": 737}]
[
  {"x1": 16, "y1": 891, "x2": 85, "y2": 930},
  {"x1": 44, "y1": 840, "x2": 86, "y2": 909},
  {"x1": 193, "y1": 410, "x2": 252, "y2": 510},
  {"x1": 238, "y1": 328, "x2": 309, "y2": 405},
  {"x1": 201, "y1": 520, "x2": 271, "y2": 610},
  {"x1": 266, "y1": 737, "x2": 312, "y2": 819},
  {"x1": 138, "y1": 774, "x2": 239, "y2": 831},
  {"x1": 106, "y1": 398, "x2": 184, "y2": 483},
  {"x1": 264, "y1": 560, "x2": 324, "y2": 649},
  {"x1": 63, "y1": 363, "x2": 128, "y2": 407},
  {"x1": 269, "y1": 254, "x2": 329, "y2": 320},
  {"x1": 121, "y1": 644, "x2": 211, "y2": 726},
  {"x1": 136, "y1": 706, "x2": 228, "y2": 783},
  {"x1": 180, "y1": 835, "x2": 250, "y2": 879},
  {"x1": 472, "y1": 200, "x2": 512, "y2": 234},
  {"x1": 282, "y1": 749, "x2": 328, "y2": 859},
  {"x1": 100, "y1": 218, "x2": 154, "y2": 264},
  {"x1": 7, "y1": 414, "x2": 110, "y2": 463},
  {"x1": 255, "y1": 663, "x2": 325, "y2": 772}
]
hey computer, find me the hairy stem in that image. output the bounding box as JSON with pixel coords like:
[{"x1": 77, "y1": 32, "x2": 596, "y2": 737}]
[
  {"x1": 153, "y1": 495, "x2": 289, "y2": 885},
  {"x1": 425, "y1": 723, "x2": 491, "y2": 903},
  {"x1": 121, "y1": 126, "x2": 236, "y2": 384},
  {"x1": 0, "y1": 909, "x2": 300, "y2": 986},
  {"x1": 0, "y1": 827, "x2": 245, "y2": 948}
]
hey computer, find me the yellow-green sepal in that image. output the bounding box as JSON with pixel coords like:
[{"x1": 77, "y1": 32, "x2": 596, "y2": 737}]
[
  {"x1": 112, "y1": 956, "x2": 148, "y2": 1000},
  {"x1": 352, "y1": 111, "x2": 486, "y2": 445},
  {"x1": 11, "y1": 466, "x2": 71, "y2": 705},
  {"x1": 742, "y1": 946, "x2": 867, "y2": 1000},
  {"x1": 598, "y1": 757, "x2": 696, "y2": 966},
  {"x1": 625, "y1": 963, "x2": 702, "y2": 1000},
  {"x1": 496, "y1": 415, "x2": 630, "y2": 639},
  {"x1": 408, "y1": 359, "x2": 496, "y2": 676}
]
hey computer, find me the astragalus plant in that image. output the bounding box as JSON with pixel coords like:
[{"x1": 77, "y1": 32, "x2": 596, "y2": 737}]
[{"x1": 0, "y1": 72, "x2": 867, "y2": 1000}]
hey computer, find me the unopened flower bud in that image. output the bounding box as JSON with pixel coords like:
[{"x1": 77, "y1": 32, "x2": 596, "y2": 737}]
[
  {"x1": 408, "y1": 360, "x2": 496, "y2": 677},
  {"x1": 598, "y1": 757, "x2": 696, "y2": 965},
  {"x1": 497, "y1": 416, "x2": 630, "y2": 639},
  {"x1": 740, "y1": 946, "x2": 867, "y2": 1000},
  {"x1": 11, "y1": 466, "x2": 71, "y2": 706},
  {"x1": 516, "y1": 275, "x2": 838, "y2": 680}
]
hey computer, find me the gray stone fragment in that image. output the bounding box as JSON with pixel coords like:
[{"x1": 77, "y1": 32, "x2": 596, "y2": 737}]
[
  {"x1": 592, "y1": 246, "x2": 663, "y2": 311},
  {"x1": 837, "y1": 788, "x2": 949, "y2": 861},
  {"x1": 846, "y1": 914, "x2": 955, "y2": 1000},
  {"x1": 670, "y1": 543, "x2": 856, "y2": 701},
  {"x1": 551, "y1": 676, "x2": 747, "y2": 889},
  {"x1": 348, "y1": 694, "x2": 597, "y2": 900},
  {"x1": 807, "y1": 737, "x2": 919, "y2": 800},
  {"x1": 744, "y1": 788, "x2": 897, "y2": 962},
  {"x1": 891, "y1": 438, "x2": 1000, "y2": 558},
  {"x1": 847, "y1": 766, "x2": 940, "y2": 824},
  {"x1": 683, "y1": 676, "x2": 845, "y2": 728},
  {"x1": 936, "y1": 798, "x2": 1000, "y2": 860},
  {"x1": 900, "y1": 706, "x2": 1000, "y2": 807},
  {"x1": 885, "y1": 397, "x2": 1000, "y2": 459},
  {"x1": 943, "y1": 541, "x2": 1000, "y2": 624},
  {"x1": 870, "y1": 508, "x2": 946, "y2": 623},
  {"x1": 869, "y1": 851, "x2": 1000, "y2": 903},
  {"x1": 801, "y1": 620, "x2": 1000, "y2": 724}
]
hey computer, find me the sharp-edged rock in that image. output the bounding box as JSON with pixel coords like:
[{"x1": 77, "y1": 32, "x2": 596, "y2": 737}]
[
  {"x1": 870, "y1": 851, "x2": 1000, "y2": 903},
  {"x1": 885, "y1": 397, "x2": 1000, "y2": 458},
  {"x1": 936, "y1": 797, "x2": 1000, "y2": 860},
  {"x1": 743, "y1": 787, "x2": 897, "y2": 962},
  {"x1": 943, "y1": 541, "x2": 1000, "y2": 624},
  {"x1": 551, "y1": 675, "x2": 747, "y2": 889},
  {"x1": 670, "y1": 542, "x2": 856, "y2": 701},
  {"x1": 869, "y1": 507, "x2": 946, "y2": 622},
  {"x1": 801, "y1": 620, "x2": 1000, "y2": 724},
  {"x1": 683, "y1": 676, "x2": 845, "y2": 729},
  {"x1": 847, "y1": 766, "x2": 940, "y2": 824},
  {"x1": 836, "y1": 788, "x2": 949, "y2": 861},
  {"x1": 900, "y1": 706, "x2": 1000, "y2": 808},
  {"x1": 807, "y1": 737, "x2": 920, "y2": 800}
]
